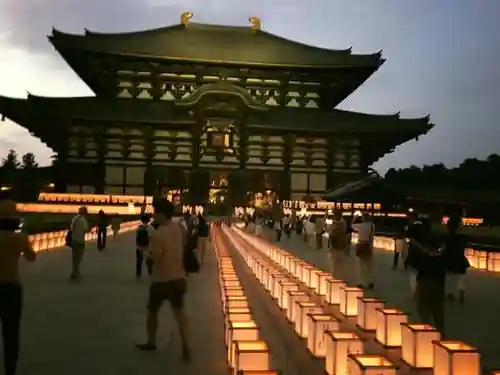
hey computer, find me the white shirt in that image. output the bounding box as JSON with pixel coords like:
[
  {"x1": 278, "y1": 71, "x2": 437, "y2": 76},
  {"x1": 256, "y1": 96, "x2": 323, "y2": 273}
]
[
  {"x1": 71, "y1": 215, "x2": 88, "y2": 244},
  {"x1": 352, "y1": 222, "x2": 375, "y2": 243},
  {"x1": 305, "y1": 220, "x2": 315, "y2": 235}
]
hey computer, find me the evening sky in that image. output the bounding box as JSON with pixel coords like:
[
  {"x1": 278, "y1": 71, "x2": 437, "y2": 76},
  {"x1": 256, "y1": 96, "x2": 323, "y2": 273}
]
[{"x1": 0, "y1": 0, "x2": 499, "y2": 172}]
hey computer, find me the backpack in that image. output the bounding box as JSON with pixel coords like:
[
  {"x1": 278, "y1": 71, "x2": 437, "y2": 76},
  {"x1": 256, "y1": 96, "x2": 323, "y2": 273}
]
[
  {"x1": 136, "y1": 225, "x2": 150, "y2": 247},
  {"x1": 179, "y1": 223, "x2": 200, "y2": 273},
  {"x1": 65, "y1": 216, "x2": 77, "y2": 247}
]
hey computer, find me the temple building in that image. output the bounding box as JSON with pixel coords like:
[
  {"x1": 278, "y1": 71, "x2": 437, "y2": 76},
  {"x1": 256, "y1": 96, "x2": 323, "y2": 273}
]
[{"x1": 0, "y1": 13, "x2": 433, "y2": 205}]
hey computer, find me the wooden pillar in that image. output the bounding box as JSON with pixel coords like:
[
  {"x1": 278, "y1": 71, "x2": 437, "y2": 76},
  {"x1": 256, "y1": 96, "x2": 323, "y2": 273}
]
[
  {"x1": 94, "y1": 125, "x2": 106, "y2": 194},
  {"x1": 281, "y1": 133, "x2": 293, "y2": 200},
  {"x1": 143, "y1": 125, "x2": 155, "y2": 195},
  {"x1": 326, "y1": 136, "x2": 336, "y2": 190}
]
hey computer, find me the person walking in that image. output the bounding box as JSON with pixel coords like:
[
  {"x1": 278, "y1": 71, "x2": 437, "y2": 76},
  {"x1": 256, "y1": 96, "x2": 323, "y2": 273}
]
[
  {"x1": 111, "y1": 215, "x2": 121, "y2": 240},
  {"x1": 96, "y1": 210, "x2": 108, "y2": 251},
  {"x1": 327, "y1": 211, "x2": 349, "y2": 280},
  {"x1": 442, "y1": 215, "x2": 469, "y2": 305},
  {"x1": 304, "y1": 216, "x2": 315, "y2": 248},
  {"x1": 404, "y1": 212, "x2": 426, "y2": 293},
  {"x1": 351, "y1": 213, "x2": 375, "y2": 289},
  {"x1": 315, "y1": 215, "x2": 325, "y2": 250},
  {"x1": 0, "y1": 200, "x2": 37, "y2": 375},
  {"x1": 136, "y1": 215, "x2": 154, "y2": 278},
  {"x1": 69, "y1": 207, "x2": 89, "y2": 281},
  {"x1": 137, "y1": 199, "x2": 191, "y2": 362},
  {"x1": 392, "y1": 225, "x2": 408, "y2": 269},
  {"x1": 196, "y1": 214, "x2": 210, "y2": 266},
  {"x1": 413, "y1": 235, "x2": 447, "y2": 337}
]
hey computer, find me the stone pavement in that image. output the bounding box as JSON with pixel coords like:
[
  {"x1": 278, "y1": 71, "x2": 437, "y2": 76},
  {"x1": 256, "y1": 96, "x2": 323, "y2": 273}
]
[
  {"x1": 16, "y1": 232, "x2": 228, "y2": 375},
  {"x1": 266, "y1": 230, "x2": 500, "y2": 372}
]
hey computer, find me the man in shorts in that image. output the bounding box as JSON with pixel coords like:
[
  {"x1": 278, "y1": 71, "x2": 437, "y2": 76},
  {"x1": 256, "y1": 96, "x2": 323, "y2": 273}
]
[{"x1": 136, "y1": 199, "x2": 190, "y2": 362}]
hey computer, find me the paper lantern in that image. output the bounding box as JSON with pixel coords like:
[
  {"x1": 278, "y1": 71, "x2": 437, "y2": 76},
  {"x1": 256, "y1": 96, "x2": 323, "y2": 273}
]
[
  {"x1": 306, "y1": 314, "x2": 339, "y2": 357},
  {"x1": 326, "y1": 279, "x2": 345, "y2": 305},
  {"x1": 233, "y1": 340, "x2": 269, "y2": 375},
  {"x1": 290, "y1": 296, "x2": 312, "y2": 325},
  {"x1": 227, "y1": 299, "x2": 249, "y2": 311},
  {"x1": 266, "y1": 270, "x2": 281, "y2": 291},
  {"x1": 224, "y1": 280, "x2": 242, "y2": 288},
  {"x1": 316, "y1": 272, "x2": 332, "y2": 296},
  {"x1": 225, "y1": 309, "x2": 254, "y2": 344},
  {"x1": 228, "y1": 321, "x2": 260, "y2": 365},
  {"x1": 347, "y1": 354, "x2": 397, "y2": 375},
  {"x1": 356, "y1": 297, "x2": 384, "y2": 331},
  {"x1": 433, "y1": 341, "x2": 481, "y2": 375},
  {"x1": 339, "y1": 286, "x2": 363, "y2": 317},
  {"x1": 295, "y1": 302, "x2": 323, "y2": 338},
  {"x1": 236, "y1": 370, "x2": 279, "y2": 375},
  {"x1": 400, "y1": 323, "x2": 440, "y2": 368},
  {"x1": 375, "y1": 308, "x2": 407, "y2": 347},
  {"x1": 309, "y1": 268, "x2": 321, "y2": 290},
  {"x1": 285, "y1": 291, "x2": 309, "y2": 321},
  {"x1": 278, "y1": 281, "x2": 299, "y2": 309},
  {"x1": 301, "y1": 264, "x2": 314, "y2": 285},
  {"x1": 270, "y1": 275, "x2": 289, "y2": 300},
  {"x1": 325, "y1": 331, "x2": 364, "y2": 375}
]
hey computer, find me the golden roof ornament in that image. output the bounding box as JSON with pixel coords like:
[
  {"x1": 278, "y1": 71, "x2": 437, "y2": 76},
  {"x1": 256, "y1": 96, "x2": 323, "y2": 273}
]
[
  {"x1": 249, "y1": 16, "x2": 261, "y2": 32},
  {"x1": 181, "y1": 12, "x2": 194, "y2": 26}
]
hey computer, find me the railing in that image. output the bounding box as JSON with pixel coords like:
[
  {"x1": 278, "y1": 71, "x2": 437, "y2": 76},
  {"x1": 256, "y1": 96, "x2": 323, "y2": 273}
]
[
  {"x1": 28, "y1": 220, "x2": 140, "y2": 252},
  {"x1": 351, "y1": 232, "x2": 500, "y2": 273}
]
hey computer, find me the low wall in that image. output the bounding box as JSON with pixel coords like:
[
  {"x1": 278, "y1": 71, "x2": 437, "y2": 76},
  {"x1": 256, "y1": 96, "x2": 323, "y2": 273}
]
[
  {"x1": 351, "y1": 232, "x2": 500, "y2": 273},
  {"x1": 28, "y1": 220, "x2": 140, "y2": 252}
]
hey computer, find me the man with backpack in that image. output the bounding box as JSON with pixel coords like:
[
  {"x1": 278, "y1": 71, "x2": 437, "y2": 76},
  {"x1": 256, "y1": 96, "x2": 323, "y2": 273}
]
[
  {"x1": 136, "y1": 215, "x2": 154, "y2": 278},
  {"x1": 68, "y1": 207, "x2": 89, "y2": 282}
]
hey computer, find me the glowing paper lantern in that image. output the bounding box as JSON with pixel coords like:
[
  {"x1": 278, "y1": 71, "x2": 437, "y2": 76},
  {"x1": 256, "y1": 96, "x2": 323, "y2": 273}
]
[
  {"x1": 228, "y1": 321, "x2": 260, "y2": 365},
  {"x1": 301, "y1": 264, "x2": 314, "y2": 285},
  {"x1": 285, "y1": 291, "x2": 309, "y2": 321},
  {"x1": 339, "y1": 286, "x2": 363, "y2": 317},
  {"x1": 309, "y1": 268, "x2": 321, "y2": 290},
  {"x1": 356, "y1": 297, "x2": 384, "y2": 331},
  {"x1": 270, "y1": 275, "x2": 289, "y2": 300},
  {"x1": 401, "y1": 323, "x2": 440, "y2": 368},
  {"x1": 292, "y1": 300, "x2": 317, "y2": 330},
  {"x1": 433, "y1": 341, "x2": 481, "y2": 375},
  {"x1": 316, "y1": 272, "x2": 332, "y2": 296},
  {"x1": 278, "y1": 281, "x2": 299, "y2": 309},
  {"x1": 295, "y1": 303, "x2": 323, "y2": 338},
  {"x1": 326, "y1": 279, "x2": 345, "y2": 305},
  {"x1": 325, "y1": 331, "x2": 364, "y2": 375},
  {"x1": 306, "y1": 314, "x2": 339, "y2": 357},
  {"x1": 236, "y1": 370, "x2": 279, "y2": 375},
  {"x1": 347, "y1": 354, "x2": 397, "y2": 375},
  {"x1": 375, "y1": 308, "x2": 407, "y2": 347},
  {"x1": 233, "y1": 340, "x2": 269, "y2": 375}
]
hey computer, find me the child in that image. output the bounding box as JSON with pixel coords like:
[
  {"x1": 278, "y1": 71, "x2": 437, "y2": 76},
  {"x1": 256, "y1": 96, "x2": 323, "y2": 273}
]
[{"x1": 413, "y1": 234, "x2": 447, "y2": 337}]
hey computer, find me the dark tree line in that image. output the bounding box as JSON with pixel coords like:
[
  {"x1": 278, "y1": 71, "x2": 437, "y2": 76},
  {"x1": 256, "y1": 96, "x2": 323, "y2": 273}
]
[
  {"x1": 384, "y1": 154, "x2": 500, "y2": 189},
  {"x1": 0, "y1": 150, "x2": 50, "y2": 201}
]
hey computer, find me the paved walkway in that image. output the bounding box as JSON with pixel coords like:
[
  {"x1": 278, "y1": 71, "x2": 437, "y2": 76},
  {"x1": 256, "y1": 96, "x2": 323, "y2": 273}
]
[
  {"x1": 264, "y1": 230, "x2": 500, "y2": 372},
  {"x1": 16, "y1": 232, "x2": 228, "y2": 375}
]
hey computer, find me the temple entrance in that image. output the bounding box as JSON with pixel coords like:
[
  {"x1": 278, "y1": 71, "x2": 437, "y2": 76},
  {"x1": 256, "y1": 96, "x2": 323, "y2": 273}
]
[{"x1": 207, "y1": 170, "x2": 230, "y2": 216}]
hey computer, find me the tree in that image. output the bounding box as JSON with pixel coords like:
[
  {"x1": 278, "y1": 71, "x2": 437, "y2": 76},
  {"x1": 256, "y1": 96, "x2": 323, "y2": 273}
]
[
  {"x1": 1, "y1": 149, "x2": 21, "y2": 170},
  {"x1": 21, "y1": 152, "x2": 38, "y2": 169}
]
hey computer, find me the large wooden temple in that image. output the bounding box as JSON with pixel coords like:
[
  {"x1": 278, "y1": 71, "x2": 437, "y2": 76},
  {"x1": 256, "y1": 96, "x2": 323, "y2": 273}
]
[{"x1": 0, "y1": 13, "x2": 433, "y2": 205}]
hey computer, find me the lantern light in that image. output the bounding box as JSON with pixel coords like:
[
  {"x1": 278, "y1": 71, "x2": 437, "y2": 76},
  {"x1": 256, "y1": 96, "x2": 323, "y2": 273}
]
[
  {"x1": 228, "y1": 321, "x2": 260, "y2": 366},
  {"x1": 278, "y1": 281, "x2": 299, "y2": 310},
  {"x1": 233, "y1": 340, "x2": 269, "y2": 375},
  {"x1": 309, "y1": 268, "x2": 321, "y2": 290},
  {"x1": 316, "y1": 272, "x2": 332, "y2": 296},
  {"x1": 347, "y1": 353, "x2": 397, "y2": 375},
  {"x1": 356, "y1": 297, "x2": 384, "y2": 331},
  {"x1": 236, "y1": 371, "x2": 280, "y2": 375},
  {"x1": 292, "y1": 301, "x2": 318, "y2": 333},
  {"x1": 339, "y1": 286, "x2": 363, "y2": 317},
  {"x1": 306, "y1": 314, "x2": 339, "y2": 357},
  {"x1": 326, "y1": 279, "x2": 345, "y2": 305},
  {"x1": 401, "y1": 323, "x2": 440, "y2": 368},
  {"x1": 325, "y1": 331, "x2": 364, "y2": 375},
  {"x1": 433, "y1": 341, "x2": 481, "y2": 375},
  {"x1": 375, "y1": 308, "x2": 407, "y2": 348},
  {"x1": 285, "y1": 291, "x2": 309, "y2": 321}
]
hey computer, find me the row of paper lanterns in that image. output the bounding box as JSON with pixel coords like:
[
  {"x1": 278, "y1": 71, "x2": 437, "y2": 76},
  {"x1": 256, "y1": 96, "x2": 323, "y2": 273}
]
[
  {"x1": 28, "y1": 221, "x2": 141, "y2": 252},
  {"x1": 211, "y1": 225, "x2": 279, "y2": 375},
  {"x1": 353, "y1": 232, "x2": 500, "y2": 273},
  {"x1": 225, "y1": 226, "x2": 489, "y2": 375}
]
